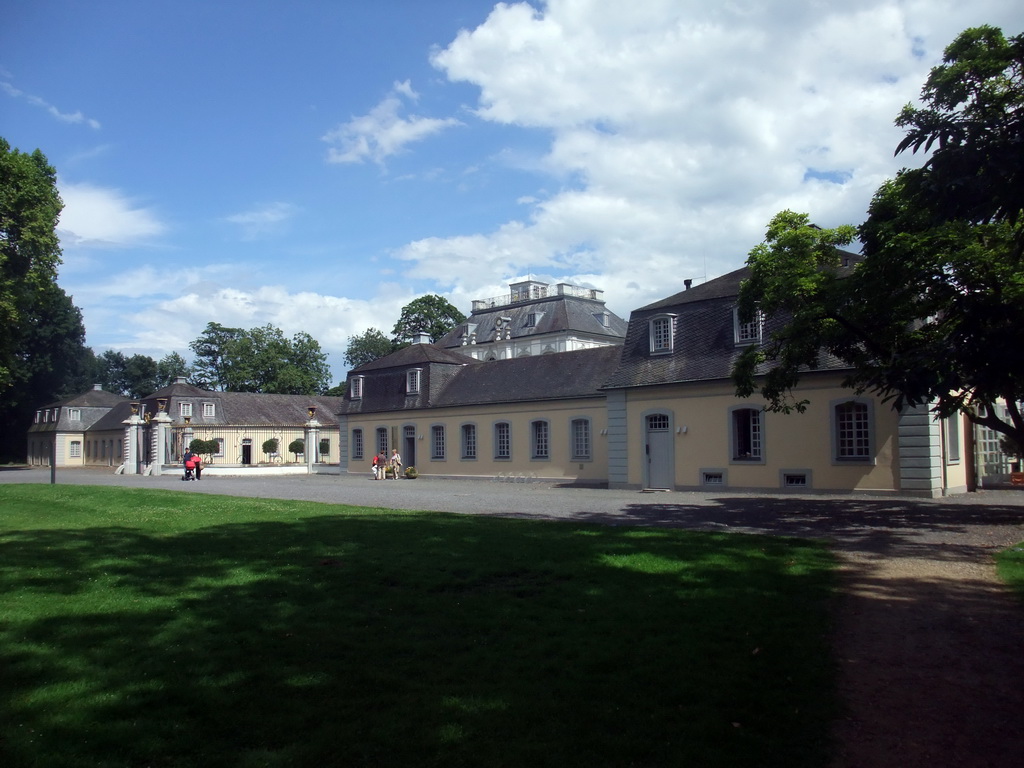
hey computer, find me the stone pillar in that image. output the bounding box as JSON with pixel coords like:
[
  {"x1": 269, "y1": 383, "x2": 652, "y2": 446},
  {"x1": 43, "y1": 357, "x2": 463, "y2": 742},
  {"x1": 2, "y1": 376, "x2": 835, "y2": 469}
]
[
  {"x1": 123, "y1": 403, "x2": 145, "y2": 475},
  {"x1": 305, "y1": 405, "x2": 320, "y2": 475},
  {"x1": 152, "y1": 398, "x2": 172, "y2": 476}
]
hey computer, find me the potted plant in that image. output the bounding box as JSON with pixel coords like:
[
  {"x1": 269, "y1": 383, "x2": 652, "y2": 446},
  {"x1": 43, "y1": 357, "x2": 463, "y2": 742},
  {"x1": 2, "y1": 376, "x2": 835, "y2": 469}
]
[
  {"x1": 404, "y1": 466, "x2": 418, "y2": 479},
  {"x1": 262, "y1": 438, "x2": 279, "y2": 462}
]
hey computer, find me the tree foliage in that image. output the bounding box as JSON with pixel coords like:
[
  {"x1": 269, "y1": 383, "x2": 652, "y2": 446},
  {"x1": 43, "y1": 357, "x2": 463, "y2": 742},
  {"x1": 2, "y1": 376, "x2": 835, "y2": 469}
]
[
  {"x1": 894, "y1": 25, "x2": 1024, "y2": 231},
  {"x1": 391, "y1": 294, "x2": 466, "y2": 345},
  {"x1": 344, "y1": 327, "x2": 396, "y2": 370},
  {"x1": 0, "y1": 138, "x2": 64, "y2": 394},
  {"x1": 189, "y1": 438, "x2": 219, "y2": 458},
  {"x1": 156, "y1": 352, "x2": 191, "y2": 389},
  {"x1": 0, "y1": 139, "x2": 93, "y2": 461},
  {"x1": 733, "y1": 26, "x2": 1024, "y2": 452},
  {"x1": 189, "y1": 322, "x2": 331, "y2": 394}
]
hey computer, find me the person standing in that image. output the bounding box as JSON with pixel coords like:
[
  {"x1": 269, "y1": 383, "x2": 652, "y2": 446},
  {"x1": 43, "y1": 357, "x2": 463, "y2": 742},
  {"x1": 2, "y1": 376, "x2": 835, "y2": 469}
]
[
  {"x1": 193, "y1": 452, "x2": 202, "y2": 480},
  {"x1": 390, "y1": 448, "x2": 402, "y2": 479}
]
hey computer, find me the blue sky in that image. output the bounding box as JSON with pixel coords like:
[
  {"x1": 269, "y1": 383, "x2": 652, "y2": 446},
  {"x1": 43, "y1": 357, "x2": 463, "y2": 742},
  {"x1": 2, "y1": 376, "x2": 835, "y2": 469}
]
[{"x1": 3, "y1": 0, "x2": 1022, "y2": 386}]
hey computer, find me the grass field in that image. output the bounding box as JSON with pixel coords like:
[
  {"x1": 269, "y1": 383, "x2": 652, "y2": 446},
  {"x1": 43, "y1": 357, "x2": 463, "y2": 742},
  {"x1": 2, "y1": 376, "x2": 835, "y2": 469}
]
[
  {"x1": 995, "y1": 539, "x2": 1024, "y2": 601},
  {"x1": 1, "y1": 485, "x2": 839, "y2": 767}
]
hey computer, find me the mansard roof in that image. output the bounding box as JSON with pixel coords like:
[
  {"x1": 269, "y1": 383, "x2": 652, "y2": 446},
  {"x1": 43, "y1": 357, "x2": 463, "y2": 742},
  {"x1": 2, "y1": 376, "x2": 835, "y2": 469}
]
[
  {"x1": 434, "y1": 346, "x2": 623, "y2": 407},
  {"x1": 37, "y1": 386, "x2": 128, "y2": 410},
  {"x1": 351, "y1": 344, "x2": 476, "y2": 373},
  {"x1": 435, "y1": 292, "x2": 627, "y2": 350},
  {"x1": 602, "y1": 256, "x2": 859, "y2": 391}
]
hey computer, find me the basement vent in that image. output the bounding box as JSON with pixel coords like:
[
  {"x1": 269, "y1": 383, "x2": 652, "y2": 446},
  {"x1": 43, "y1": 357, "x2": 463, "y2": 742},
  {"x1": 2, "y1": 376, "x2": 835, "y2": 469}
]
[
  {"x1": 702, "y1": 471, "x2": 724, "y2": 485},
  {"x1": 783, "y1": 473, "x2": 808, "y2": 488}
]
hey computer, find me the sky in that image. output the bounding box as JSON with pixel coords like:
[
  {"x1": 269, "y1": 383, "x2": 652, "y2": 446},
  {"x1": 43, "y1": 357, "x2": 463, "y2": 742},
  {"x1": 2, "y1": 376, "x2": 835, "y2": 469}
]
[{"x1": 3, "y1": 0, "x2": 1023, "y2": 386}]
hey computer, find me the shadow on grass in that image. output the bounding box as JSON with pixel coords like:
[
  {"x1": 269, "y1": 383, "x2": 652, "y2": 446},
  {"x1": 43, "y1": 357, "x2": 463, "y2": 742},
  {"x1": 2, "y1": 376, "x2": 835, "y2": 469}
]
[{"x1": 1, "y1": 495, "x2": 836, "y2": 768}]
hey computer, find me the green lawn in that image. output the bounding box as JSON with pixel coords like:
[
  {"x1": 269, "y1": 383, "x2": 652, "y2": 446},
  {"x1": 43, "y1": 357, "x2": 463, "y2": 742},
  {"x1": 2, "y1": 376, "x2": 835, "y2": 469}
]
[
  {"x1": 996, "y1": 540, "x2": 1024, "y2": 601},
  {"x1": 0, "y1": 485, "x2": 838, "y2": 768}
]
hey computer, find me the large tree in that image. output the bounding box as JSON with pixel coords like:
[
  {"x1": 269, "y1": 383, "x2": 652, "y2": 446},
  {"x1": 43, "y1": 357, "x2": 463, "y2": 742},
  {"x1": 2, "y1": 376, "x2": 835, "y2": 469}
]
[
  {"x1": 189, "y1": 323, "x2": 331, "y2": 395},
  {"x1": 344, "y1": 327, "x2": 396, "y2": 370},
  {"x1": 391, "y1": 294, "x2": 466, "y2": 345},
  {"x1": 0, "y1": 139, "x2": 94, "y2": 461},
  {"x1": 1, "y1": 138, "x2": 65, "y2": 393},
  {"x1": 189, "y1": 322, "x2": 245, "y2": 390},
  {"x1": 733, "y1": 26, "x2": 1024, "y2": 452},
  {"x1": 155, "y1": 352, "x2": 191, "y2": 389}
]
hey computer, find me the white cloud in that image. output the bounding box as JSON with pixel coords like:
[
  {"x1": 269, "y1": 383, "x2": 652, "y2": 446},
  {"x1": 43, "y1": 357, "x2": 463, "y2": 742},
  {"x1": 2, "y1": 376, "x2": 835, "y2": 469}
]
[
  {"x1": 224, "y1": 202, "x2": 297, "y2": 240},
  {"x1": 57, "y1": 180, "x2": 166, "y2": 247},
  {"x1": 322, "y1": 81, "x2": 462, "y2": 165},
  {"x1": 1, "y1": 80, "x2": 101, "y2": 129},
  {"x1": 75, "y1": 273, "x2": 437, "y2": 381},
  {"x1": 399, "y1": 0, "x2": 1024, "y2": 315}
]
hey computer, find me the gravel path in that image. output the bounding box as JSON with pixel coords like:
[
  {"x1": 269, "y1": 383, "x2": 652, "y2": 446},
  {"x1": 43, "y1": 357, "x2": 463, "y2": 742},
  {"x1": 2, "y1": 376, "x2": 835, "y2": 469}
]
[{"x1": 4, "y1": 467, "x2": 1023, "y2": 766}]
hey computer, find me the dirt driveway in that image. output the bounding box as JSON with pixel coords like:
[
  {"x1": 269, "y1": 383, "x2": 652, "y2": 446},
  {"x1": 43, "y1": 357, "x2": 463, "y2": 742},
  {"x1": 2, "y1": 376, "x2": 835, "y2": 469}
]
[{"x1": 3, "y1": 469, "x2": 1023, "y2": 765}]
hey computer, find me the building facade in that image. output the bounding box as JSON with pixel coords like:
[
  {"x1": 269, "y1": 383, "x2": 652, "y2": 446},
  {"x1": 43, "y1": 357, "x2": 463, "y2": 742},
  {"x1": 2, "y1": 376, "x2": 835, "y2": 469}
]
[{"x1": 337, "y1": 267, "x2": 972, "y2": 496}]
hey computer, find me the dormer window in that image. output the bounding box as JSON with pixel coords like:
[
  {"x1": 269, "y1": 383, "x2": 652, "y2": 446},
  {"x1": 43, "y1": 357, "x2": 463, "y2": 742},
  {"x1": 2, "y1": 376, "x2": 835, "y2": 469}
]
[
  {"x1": 734, "y1": 307, "x2": 763, "y2": 345},
  {"x1": 68, "y1": 408, "x2": 81, "y2": 420},
  {"x1": 649, "y1": 314, "x2": 675, "y2": 355},
  {"x1": 202, "y1": 402, "x2": 215, "y2": 418},
  {"x1": 350, "y1": 376, "x2": 364, "y2": 400},
  {"x1": 406, "y1": 368, "x2": 422, "y2": 395},
  {"x1": 179, "y1": 402, "x2": 192, "y2": 418}
]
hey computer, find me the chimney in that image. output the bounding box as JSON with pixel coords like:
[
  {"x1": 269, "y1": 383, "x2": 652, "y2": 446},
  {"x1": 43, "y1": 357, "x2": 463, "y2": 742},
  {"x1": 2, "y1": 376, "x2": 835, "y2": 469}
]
[
  {"x1": 175, "y1": 376, "x2": 189, "y2": 385},
  {"x1": 93, "y1": 383, "x2": 103, "y2": 391},
  {"x1": 684, "y1": 279, "x2": 692, "y2": 290},
  {"x1": 413, "y1": 331, "x2": 432, "y2": 345}
]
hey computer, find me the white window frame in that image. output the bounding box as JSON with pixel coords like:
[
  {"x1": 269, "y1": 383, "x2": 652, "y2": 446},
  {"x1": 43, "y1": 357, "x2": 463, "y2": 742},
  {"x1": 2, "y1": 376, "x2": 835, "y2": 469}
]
[
  {"x1": 531, "y1": 420, "x2": 550, "y2": 460},
  {"x1": 406, "y1": 368, "x2": 422, "y2": 395},
  {"x1": 831, "y1": 398, "x2": 874, "y2": 463},
  {"x1": 733, "y1": 307, "x2": 763, "y2": 345},
  {"x1": 494, "y1": 422, "x2": 511, "y2": 460},
  {"x1": 461, "y1": 423, "x2": 477, "y2": 460},
  {"x1": 214, "y1": 438, "x2": 225, "y2": 457},
  {"x1": 179, "y1": 402, "x2": 193, "y2": 418},
  {"x1": 202, "y1": 402, "x2": 215, "y2": 418},
  {"x1": 350, "y1": 376, "x2": 364, "y2": 400},
  {"x1": 67, "y1": 408, "x2": 82, "y2": 421},
  {"x1": 649, "y1": 314, "x2": 675, "y2": 355},
  {"x1": 729, "y1": 406, "x2": 765, "y2": 463},
  {"x1": 69, "y1": 440, "x2": 82, "y2": 458},
  {"x1": 571, "y1": 418, "x2": 591, "y2": 461},
  {"x1": 945, "y1": 414, "x2": 961, "y2": 464},
  {"x1": 431, "y1": 424, "x2": 446, "y2": 460}
]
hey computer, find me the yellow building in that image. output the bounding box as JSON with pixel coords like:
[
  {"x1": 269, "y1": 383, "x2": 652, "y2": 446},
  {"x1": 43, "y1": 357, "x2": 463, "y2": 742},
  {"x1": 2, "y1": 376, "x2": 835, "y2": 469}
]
[{"x1": 338, "y1": 267, "x2": 971, "y2": 496}]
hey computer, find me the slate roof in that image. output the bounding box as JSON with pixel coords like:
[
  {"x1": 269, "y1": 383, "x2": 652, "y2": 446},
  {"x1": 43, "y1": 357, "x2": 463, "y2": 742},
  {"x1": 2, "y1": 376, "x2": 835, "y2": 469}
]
[
  {"x1": 434, "y1": 346, "x2": 623, "y2": 407},
  {"x1": 83, "y1": 384, "x2": 345, "y2": 432},
  {"x1": 435, "y1": 294, "x2": 627, "y2": 350},
  {"x1": 351, "y1": 344, "x2": 476, "y2": 373},
  {"x1": 602, "y1": 256, "x2": 860, "y2": 391},
  {"x1": 341, "y1": 345, "x2": 622, "y2": 415},
  {"x1": 36, "y1": 386, "x2": 128, "y2": 410}
]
